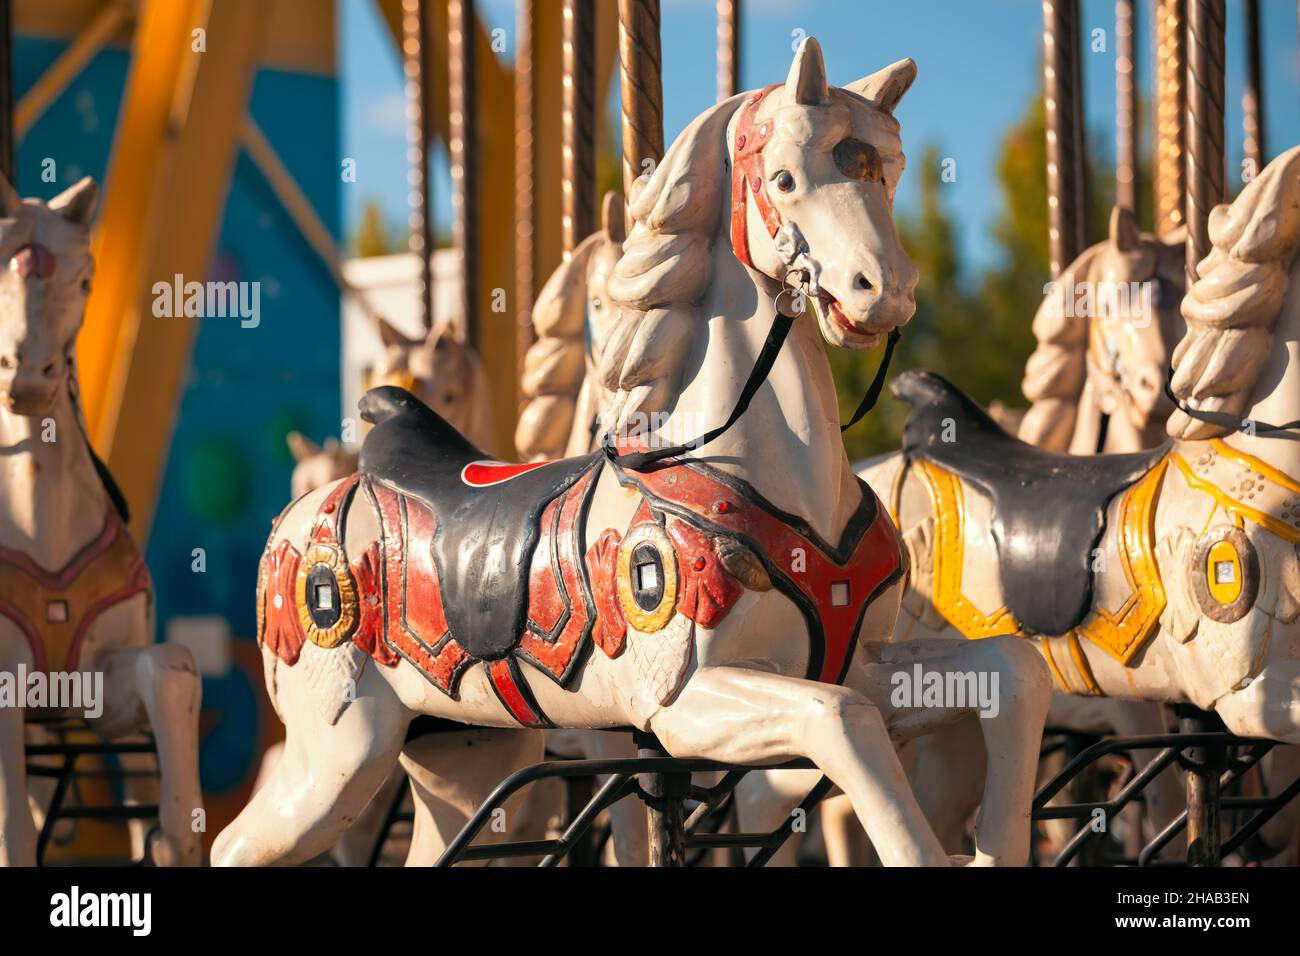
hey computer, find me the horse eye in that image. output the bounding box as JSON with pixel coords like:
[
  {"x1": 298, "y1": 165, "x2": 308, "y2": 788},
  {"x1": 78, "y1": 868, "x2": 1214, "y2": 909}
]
[
  {"x1": 834, "y1": 138, "x2": 882, "y2": 183},
  {"x1": 775, "y1": 171, "x2": 796, "y2": 193},
  {"x1": 592, "y1": 297, "x2": 602, "y2": 309},
  {"x1": 81, "y1": 278, "x2": 91, "y2": 293}
]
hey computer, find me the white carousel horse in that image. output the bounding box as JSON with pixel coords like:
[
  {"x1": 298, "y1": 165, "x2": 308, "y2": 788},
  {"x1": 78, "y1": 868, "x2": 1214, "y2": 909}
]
[
  {"x1": 840, "y1": 146, "x2": 1300, "y2": 862},
  {"x1": 213, "y1": 38, "x2": 1052, "y2": 868},
  {"x1": 742, "y1": 206, "x2": 1192, "y2": 865},
  {"x1": 0, "y1": 175, "x2": 203, "y2": 866}
]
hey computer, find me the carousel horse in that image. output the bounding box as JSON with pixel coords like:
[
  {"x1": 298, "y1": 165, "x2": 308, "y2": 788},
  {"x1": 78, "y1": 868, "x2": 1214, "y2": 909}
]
[
  {"x1": 0, "y1": 175, "x2": 203, "y2": 866},
  {"x1": 740, "y1": 206, "x2": 1192, "y2": 865},
  {"x1": 213, "y1": 39, "x2": 1053, "y2": 868},
  {"x1": 841, "y1": 146, "x2": 1300, "y2": 856}
]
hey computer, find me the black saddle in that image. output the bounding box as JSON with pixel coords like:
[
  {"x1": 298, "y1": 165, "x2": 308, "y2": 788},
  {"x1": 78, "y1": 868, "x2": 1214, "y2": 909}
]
[
  {"x1": 358, "y1": 386, "x2": 601, "y2": 661},
  {"x1": 894, "y1": 370, "x2": 1168, "y2": 636}
]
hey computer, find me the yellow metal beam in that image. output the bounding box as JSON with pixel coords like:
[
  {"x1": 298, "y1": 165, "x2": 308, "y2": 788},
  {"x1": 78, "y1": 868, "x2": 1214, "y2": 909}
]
[
  {"x1": 15, "y1": 0, "x2": 131, "y2": 138},
  {"x1": 79, "y1": 0, "x2": 268, "y2": 538}
]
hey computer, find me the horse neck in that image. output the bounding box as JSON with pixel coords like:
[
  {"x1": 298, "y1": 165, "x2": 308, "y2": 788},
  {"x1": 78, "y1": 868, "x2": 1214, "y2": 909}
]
[
  {"x1": 1215, "y1": 257, "x2": 1300, "y2": 476},
  {"x1": 0, "y1": 383, "x2": 109, "y2": 570},
  {"x1": 653, "y1": 242, "x2": 861, "y2": 544}
]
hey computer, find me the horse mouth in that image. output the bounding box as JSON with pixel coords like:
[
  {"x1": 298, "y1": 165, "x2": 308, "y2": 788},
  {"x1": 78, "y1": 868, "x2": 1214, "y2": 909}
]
[{"x1": 818, "y1": 293, "x2": 880, "y2": 342}]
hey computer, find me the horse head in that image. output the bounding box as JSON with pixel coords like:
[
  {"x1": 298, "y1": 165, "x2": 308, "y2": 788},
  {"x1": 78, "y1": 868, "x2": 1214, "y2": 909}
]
[
  {"x1": 365, "y1": 317, "x2": 495, "y2": 453},
  {"x1": 1086, "y1": 206, "x2": 1185, "y2": 433},
  {"x1": 731, "y1": 37, "x2": 919, "y2": 347},
  {"x1": 0, "y1": 175, "x2": 98, "y2": 417}
]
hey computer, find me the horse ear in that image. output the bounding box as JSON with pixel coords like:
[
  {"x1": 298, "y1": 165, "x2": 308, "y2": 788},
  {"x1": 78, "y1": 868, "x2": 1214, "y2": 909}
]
[
  {"x1": 376, "y1": 316, "x2": 412, "y2": 348},
  {"x1": 286, "y1": 431, "x2": 319, "y2": 461},
  {"x1": 1109, "y1": 205, "x2": 1141, "y2": 253},
  {"x1": 785, "y1": 37, "x2": 829, "y2": 106},
  {"x1": 49, "y1": 176, "x2": 98, "y2": 224},
  {"x1": 0, "y1": 170, "x2": 21, "y2": 217},
  {"x1": 602, "y1": 191, "x2": 626, "y2": 245},
  {"x1": 846, "y1": 58, "x2": 918, "y2": 115}
]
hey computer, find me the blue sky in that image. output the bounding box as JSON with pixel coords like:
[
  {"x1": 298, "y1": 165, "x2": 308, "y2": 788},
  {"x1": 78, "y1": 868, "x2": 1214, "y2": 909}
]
[{"x1": 340, "y1": 0, "x2": 1300, "y2": 275}]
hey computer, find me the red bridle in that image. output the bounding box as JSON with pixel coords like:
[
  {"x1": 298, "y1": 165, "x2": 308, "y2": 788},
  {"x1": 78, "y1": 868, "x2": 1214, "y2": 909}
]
[{"x1": 729, "y1": 85, "x2": 783, "y2": 271}]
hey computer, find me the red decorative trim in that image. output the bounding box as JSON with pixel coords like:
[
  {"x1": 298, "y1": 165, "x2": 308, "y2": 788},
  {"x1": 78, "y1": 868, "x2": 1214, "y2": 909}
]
[
  {"x1": 518, "y1": 465, "x2": 598, "y2": 683},
  {"x1": 667, "y1": 518, "x2": 743, "y2": 629},
  {"x1": 460, "y1": 460, "x2": 552, "y2": 487},
  {"x1": 586, "y1": 528, "x2": 626, "y2": 658},
  {"x1": 370, "y1": 481, "x2": 471, "y2": 695},
  {"x1": 311, "y1": 475, "x2": 358, "y2": 546},
  {"x1": 628, "y1": 463, "x2": 902, "y2": 686},
  {"x1": 349, "y1": 542, "x2": 394, "y2": 665},
  {"x1": 729, "y1": 85, "x2": 783, "y2": 271},
  {"x1": 487, "y1": 657, "x2": 551, "y2": 728},
  {"x1": 0, "y1": 513, "x2": 122, "y2": 592},
  {"x1": 261, "y1": 539, "x2": 305, "y2": 665}
]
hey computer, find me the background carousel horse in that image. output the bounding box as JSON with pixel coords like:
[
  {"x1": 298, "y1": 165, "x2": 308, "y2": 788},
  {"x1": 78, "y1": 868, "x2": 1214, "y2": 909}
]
[
  {"x1": 288, "y1": 316, "x2": 497, "y2": 502},
  {"x1": 213, "y1": 38, "x2": 1053, "y2": 868},
  {"x1": 0, "y1": 175, "x2": 202, "y2": 866},
  {"x1": 836, "y1": 146, "x2": 1300, "y2": 866}
]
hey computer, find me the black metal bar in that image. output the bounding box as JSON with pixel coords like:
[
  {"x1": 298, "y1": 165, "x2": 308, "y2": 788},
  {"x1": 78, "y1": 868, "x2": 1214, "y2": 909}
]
[
  {"x1": 747, "y1": 776, "x2": 833, "y2": 868},
  {"x1": 540, "y1": 773, "x2": 634, "y2": 867},
  {"x1": 434, "y1": 755, "x2": 815, "y2": 867},
  {"x1": 367, "y1": 778, "x2": 412, "y2": 867}
]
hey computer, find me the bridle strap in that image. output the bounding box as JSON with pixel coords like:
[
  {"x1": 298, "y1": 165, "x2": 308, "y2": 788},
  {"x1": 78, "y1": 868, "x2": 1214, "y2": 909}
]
[
  {"x1": 840, "y1": 327, "x2": 902, "y2": 432},
  {"x1": 730, "y1": 85, "x2": 783, "y2": 271},
  {"x1": 1163, "y1": 366, "x2": 1300, "y2": 437}
]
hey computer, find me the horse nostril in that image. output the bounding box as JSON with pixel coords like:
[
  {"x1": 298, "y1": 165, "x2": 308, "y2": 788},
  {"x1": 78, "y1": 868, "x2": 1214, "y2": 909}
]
[
  {"x1": 42, "y1": 361, "x2": 56, "y2": 378},
  {"x1": 854, "y1": 273, "x2": 873, "y2": 292}
]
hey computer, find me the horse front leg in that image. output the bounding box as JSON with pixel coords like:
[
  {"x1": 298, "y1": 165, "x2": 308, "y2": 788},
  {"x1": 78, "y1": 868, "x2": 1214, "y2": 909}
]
[
  {"x1": 854, "y1": 635, "x2": 1053, "y2": 866},
  {"x1": 96, "y1": 641, "x2": 204, "y2": 866},
  {"x1": 211, "y1": 652, "x2": 410, "y2": 867},
  {"x1": 649, "y1": 665, "x2": 949, "y2": 866}
]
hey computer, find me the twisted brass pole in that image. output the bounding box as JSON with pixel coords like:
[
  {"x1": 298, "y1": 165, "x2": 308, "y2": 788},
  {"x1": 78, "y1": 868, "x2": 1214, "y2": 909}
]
[
  {"x1": 563, "y1": 0, "x2": 597, "y2": 253},
  {"x1": 1155, "y1": 0, "x2": 1187, "y2": 235},
  {"x1": 618, "y1": 0, "x2": 664, "y2": 229},
  {"x1": 402, "y1": 0, "x2": 435, "y2": 332},
  {"x1": 1184, "y1": 0, "x2": 1225, "y2": 287},
  {"x1": 515, "y1": 0, "x2": 536, "y2": 382},
  {"x1": 1043, "y1": 0, "x2": 1086, "y2": 278},
  {"x1": 1116, "y1": 0, "x2": 1139, "y2": 214},
  {"x1": 1242, "y1": 0, "x2": 1264, "y2": 177},
  {"x1": 716, "y1": 0, "x2": 741, "y2": 102},
  {"x1": 449, "y1": 0, "x2": 479, "y2": 341}
]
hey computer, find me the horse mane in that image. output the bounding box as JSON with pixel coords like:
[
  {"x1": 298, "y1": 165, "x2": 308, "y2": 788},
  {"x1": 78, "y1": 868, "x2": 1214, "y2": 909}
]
[
  {"x1": 1017, "y1": 243, "x2": 1106, "y2": 450},
  {"x1": 600, "y1": 96, "x2": 746, "y2": 431},
  {"x1": 1168, "y1": 144, "x2": 1300, "y2": 440},
  {"x1": 515, "y1": 232, "x2": 604, "y2": 460}
]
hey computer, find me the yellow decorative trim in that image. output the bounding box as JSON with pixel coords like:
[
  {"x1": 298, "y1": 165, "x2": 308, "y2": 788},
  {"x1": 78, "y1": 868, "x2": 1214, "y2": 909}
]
[
  {"x1": 1067, "y1": 631, "x2": 1104, "y2": 696},
  {"x1": 616, "y1": 523, "x2": 679, "y2": 633},
  {"x1": 1073, "y1": 457, "x2": 1169, "y2": 664},
  {"x1": 1211, "y1": 439, "x2": 1300, "y2": 495},
  {"x1": 1206, "y1": 539, "x2": 1243, "y2": 605},
  {"x1": 915, "y1": 461, "x2": 1021, "y2": 640},
  {"x1": 1170, "y1": 453, "x2": 1300, "y2": 544},
  {"x1": 1039, "y1": 638, "x2": 1072, "y2": 694},
  {"x1": 295, "y1": 542, "x2": 358, "y2": 649}
]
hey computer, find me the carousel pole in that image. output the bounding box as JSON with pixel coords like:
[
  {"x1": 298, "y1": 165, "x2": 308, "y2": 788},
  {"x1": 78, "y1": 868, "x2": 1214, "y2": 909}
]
[
  {"x1": 449, "y1": 0, "x2": 479, "y2": 342},
  {"x1": 1242, "y1": 0, "x2": 1265, "y2": 176},
  {"x1": 1182, "y1": 0, "x2": 1227, "y2": 868},
  {"x1": 402, "y1": 0, "x2": 436, "y2": 333},
  {"x1": 1155, "y1": 0, "x2": 1188, "y2": 234},
  {"x1": 1115, "y1": 0, "x2": 1139, "y2": 213},
  {"x1": 515, "y1": 0, "x2": 536, "y2": 381},
  {"x1": 617, "y1": 0, "x2": 663, "y2": 231},
  {"x1": 1043, "y1": 0, "x2": 1086, "y2": 278},
  {"x1": 617, "y1": 0, "x2": 683, "y2": 866},
  {"x1": 716, "y1": 0, "x2": 741, "y2": 102},
  {"x1": 562, "y1": 0, "x2": 597, "y2": 252}
]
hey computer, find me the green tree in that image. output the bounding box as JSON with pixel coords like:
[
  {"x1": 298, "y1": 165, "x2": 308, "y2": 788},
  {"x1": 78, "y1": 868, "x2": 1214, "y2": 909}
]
[{"x1": 351, "y1": 199, "x2": 401, "y2": 258}]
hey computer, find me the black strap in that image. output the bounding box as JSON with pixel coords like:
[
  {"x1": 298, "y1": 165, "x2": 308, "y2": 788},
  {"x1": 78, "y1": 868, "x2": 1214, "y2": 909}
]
[
  {"x1": 603, "y1": 311, "x2": 901, "y2": 471},
  {"x1": 1163, "y1": 366, "x2": 1300, "y2": 437},
  {"x1": 840, "y1": 327, "x2": 902, "y2": 432},
  {"x1": 602, "y1": 311, "x2": 796, "y2": 470}
]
